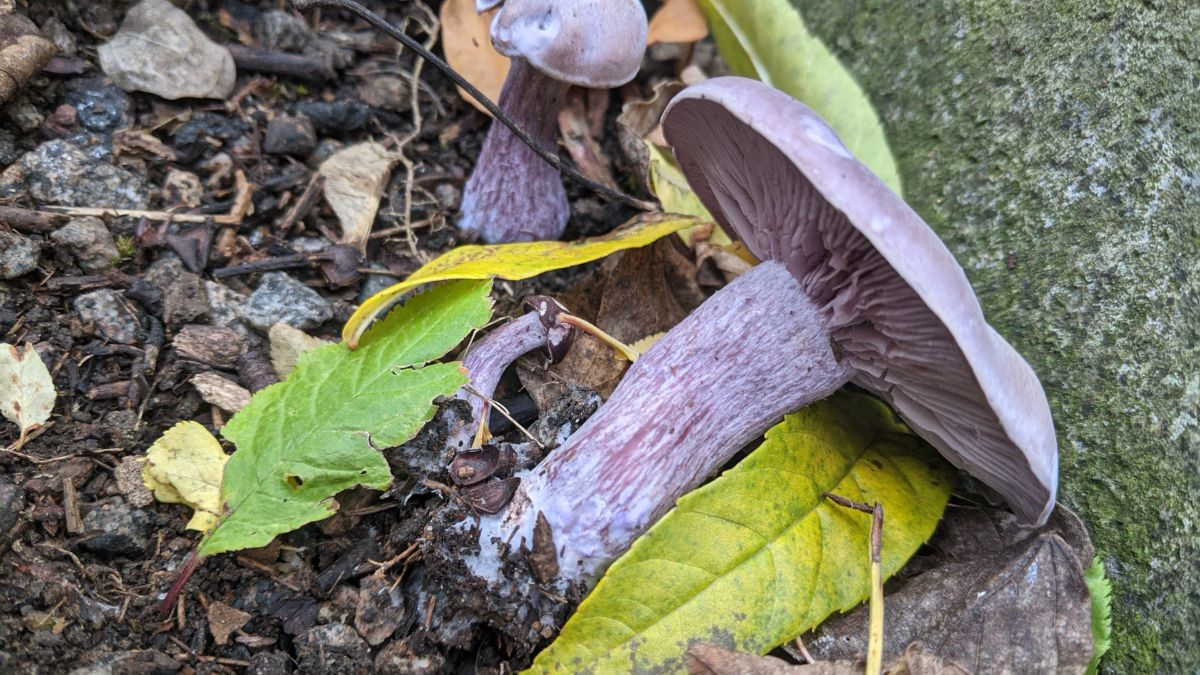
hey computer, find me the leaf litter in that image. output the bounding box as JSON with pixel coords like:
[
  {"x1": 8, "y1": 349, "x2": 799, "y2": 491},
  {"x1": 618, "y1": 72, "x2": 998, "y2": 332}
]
[{"x1": 0, "y1": 342, "x2": 56, "y2": 450}]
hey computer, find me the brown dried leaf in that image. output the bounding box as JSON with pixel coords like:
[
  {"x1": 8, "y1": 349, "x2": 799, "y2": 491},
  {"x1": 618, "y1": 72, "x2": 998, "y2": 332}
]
[
  {"x1": 647, "y1": 0, "x2": 710, "y2": 46},
  {"x1": 805, "y1": 508, "x2": 1094, "y2": 674},
  {"x1": 319, "y1": 142, "x2": 398, "y2": 253},
  {"x1": 617, "y1": 81, "x2": 686, "y2": 190},
  {"x1": 558, "y1": 89, "x2": 617, "y2": 189},
  {"x1": 440, "y1": 0, "x2": 509, "y2": 116},
  {"x1": 207, "y1": 600, "x2": 251, "y2": 646}
]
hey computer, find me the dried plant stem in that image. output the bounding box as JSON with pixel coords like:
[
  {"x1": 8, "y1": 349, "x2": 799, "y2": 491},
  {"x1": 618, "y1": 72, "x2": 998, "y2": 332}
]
[{"x1": 823, "y1": 492, "x2": 885, "y2": 675}]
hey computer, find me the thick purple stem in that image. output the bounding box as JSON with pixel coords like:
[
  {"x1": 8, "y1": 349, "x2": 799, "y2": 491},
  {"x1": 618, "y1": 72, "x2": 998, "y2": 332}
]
[
  {"x1": 459, "y1": 59, "x2": 571, "y2": 243},
  {"x1": 447, "y1": 312, "x2": 549, "y2": 453},
  {"x1": 474, "y1": 262, "x2": 853, "y2": 583}
]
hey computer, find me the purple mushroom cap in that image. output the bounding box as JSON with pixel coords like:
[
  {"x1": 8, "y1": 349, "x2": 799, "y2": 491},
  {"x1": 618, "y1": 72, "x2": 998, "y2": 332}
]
[{"x1": 663, "y1": 76, "x2": 1058, "y2": 525}]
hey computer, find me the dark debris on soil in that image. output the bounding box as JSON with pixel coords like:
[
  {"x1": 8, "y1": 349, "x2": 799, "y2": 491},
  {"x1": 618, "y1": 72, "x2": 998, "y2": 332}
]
[{"x1": 0, "y1": 0, "x2": 725, "y2": 672}]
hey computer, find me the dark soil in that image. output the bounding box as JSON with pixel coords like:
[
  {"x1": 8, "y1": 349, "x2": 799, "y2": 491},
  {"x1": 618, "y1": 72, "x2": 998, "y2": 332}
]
[{"x1": 0, "y1": 1, "x2": 696, "y2": 672}]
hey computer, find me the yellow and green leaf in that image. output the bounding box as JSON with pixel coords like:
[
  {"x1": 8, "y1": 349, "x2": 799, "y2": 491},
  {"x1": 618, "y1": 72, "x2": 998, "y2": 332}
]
[
  {"x1": 142, "y1": 421, "x2": 229, "y2": 533},
  {"x1": 529, "y1": 391, "x2": 953, "y2": 674},
  {"x1": 200, "y1": 280, "x2": 494, "y2": 556},
  {"x1": 343, "y1": 213, "x2": 698, "y2": 347}
]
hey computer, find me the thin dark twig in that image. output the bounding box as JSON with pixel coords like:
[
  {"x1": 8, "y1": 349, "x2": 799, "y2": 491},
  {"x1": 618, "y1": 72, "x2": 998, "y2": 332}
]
[{"x1": 292, "y1": 0, "x2": 658, "y2": 212}]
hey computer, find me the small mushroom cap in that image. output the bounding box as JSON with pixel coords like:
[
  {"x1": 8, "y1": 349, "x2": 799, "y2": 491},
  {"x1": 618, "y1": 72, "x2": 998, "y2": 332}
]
[
  {"x1": 488, "y1": 0, "x2": 648, "y2": 89},
  {"x1": 663, "y1": 77, "x2": 1058, "y2": 526}
]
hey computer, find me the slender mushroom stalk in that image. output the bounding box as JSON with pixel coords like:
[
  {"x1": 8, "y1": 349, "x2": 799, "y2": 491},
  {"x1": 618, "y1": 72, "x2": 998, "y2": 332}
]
[
  {"x1": 471, "y1": 77, "x2": 1059, "y2": 587},
  {"x1": 447, "y1": 298, "x2": 574, "y2": 454},
  {"x1": 458, "y1": 0, "x2": 648, "y2": 243}
]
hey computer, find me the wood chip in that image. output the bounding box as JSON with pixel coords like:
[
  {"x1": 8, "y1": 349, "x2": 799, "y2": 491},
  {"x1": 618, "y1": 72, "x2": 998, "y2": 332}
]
[
  {"x1": 191, "y1": 371, "x2": 251, "y2": 414},
  {"x1": 173, "y1": 325, "x2": 248, "y2": 370}
]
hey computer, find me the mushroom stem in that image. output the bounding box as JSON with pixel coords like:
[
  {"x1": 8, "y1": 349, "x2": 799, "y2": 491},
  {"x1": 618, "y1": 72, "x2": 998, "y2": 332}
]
[
  {"x1": 459, "y1": 58, "x2": 571, "y2": 243},
  {"x1": 474, "y1": 261, "x2": 854, "y2": 583},
  {"x1": 447, "y1": 312, "x2": 550, "y2": 454}
]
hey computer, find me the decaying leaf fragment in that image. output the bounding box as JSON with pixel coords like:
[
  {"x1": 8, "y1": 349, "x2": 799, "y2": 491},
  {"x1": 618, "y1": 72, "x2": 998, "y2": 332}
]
[
  {"x1": 0, "y1": 342, "x2": 56, "y2": 449},
  {"x1": 804, "y1": 507, "x2": 1095, "y2": 674},
  {"x1": 142, "y1": 421, "x2": 230, "y2": 532},
  {"x1": 319, "y1": 142, "x2": 399, "y2": 253}
]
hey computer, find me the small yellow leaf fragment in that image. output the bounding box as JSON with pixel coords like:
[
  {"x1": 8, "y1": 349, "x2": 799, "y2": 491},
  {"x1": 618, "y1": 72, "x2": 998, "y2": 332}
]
[
  {"x1": 142, "y1": 421, "x2": 229, "y2": 533},
  {"x1": 630, "y1": 332, "x2": 666, "y2": 357},
  {"x1": 343, "y1": 213, "x2": 699, "y2": 348},
  {"x1": 0, "y1": 342, "x2": 56, "y2": 449},
  {"x1": 647, "y1": 0, "x2": 709, "y2": 45}
]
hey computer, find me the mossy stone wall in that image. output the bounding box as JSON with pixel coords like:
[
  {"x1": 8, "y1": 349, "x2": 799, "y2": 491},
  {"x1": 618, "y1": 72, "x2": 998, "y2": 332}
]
[{"x1": 802, "y1": 1, "x2": 1199, "y2": 670}]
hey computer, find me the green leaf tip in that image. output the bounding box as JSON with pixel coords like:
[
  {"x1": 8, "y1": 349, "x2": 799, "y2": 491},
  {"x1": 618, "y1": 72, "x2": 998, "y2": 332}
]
[
  {"x1": 199, "y1": 280, "x2": 494, "y2": 556},
  {"x1": 529, "y1": 391, "x2": 953, "y2": 674},
  {"x1": 1084, "y1": 556, "x2": 1113, "y2": 675}
]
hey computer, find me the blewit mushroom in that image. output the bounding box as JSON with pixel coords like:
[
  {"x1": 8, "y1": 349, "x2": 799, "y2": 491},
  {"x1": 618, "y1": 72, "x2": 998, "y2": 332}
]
[
  {"x1": 472, "y1": 77, "x2": 1058, "y2": 586},
  {"x1": 457, "y1": 0, "x2": 648, "y2": 243}
]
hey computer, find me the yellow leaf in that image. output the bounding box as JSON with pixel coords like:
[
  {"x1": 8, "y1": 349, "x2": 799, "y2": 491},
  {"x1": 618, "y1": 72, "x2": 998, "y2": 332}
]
[
  {"x1": 529, "y1": 392, "x2": 954, "y2": 673},
  {"x1": 143, "y1": 421, "x2": 229, "y2": 533},
  {"x1": 645, "y1": 143, "x2": 733, "y2": 248},
  {"x1": 0, "y1": 342, "x2": 56, "y2": 449},
  {"x1": 343, "y1": 213, "x2": 698, "y2": 347}
]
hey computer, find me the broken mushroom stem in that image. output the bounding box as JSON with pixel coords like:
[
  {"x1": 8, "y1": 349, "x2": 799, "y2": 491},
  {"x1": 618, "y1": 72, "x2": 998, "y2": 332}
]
[{"x1": 446, "y1": 297, "x2": 575, "y2": 455}]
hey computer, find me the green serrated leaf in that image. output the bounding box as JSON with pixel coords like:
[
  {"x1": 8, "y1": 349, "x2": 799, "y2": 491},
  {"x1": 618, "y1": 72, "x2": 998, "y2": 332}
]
[
  {"x1": 529, "y1": 391, "x2": 953, "y2": 674},
  {"x1": 1084, "y1": 557, "x2": 1113, "y2": 675},
  {"x1": 695, "y1": 0, "x2": 903, "y2": 195},
  {"x1": 199, "y1": 280, "x2": 494, "y2": 555}
]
